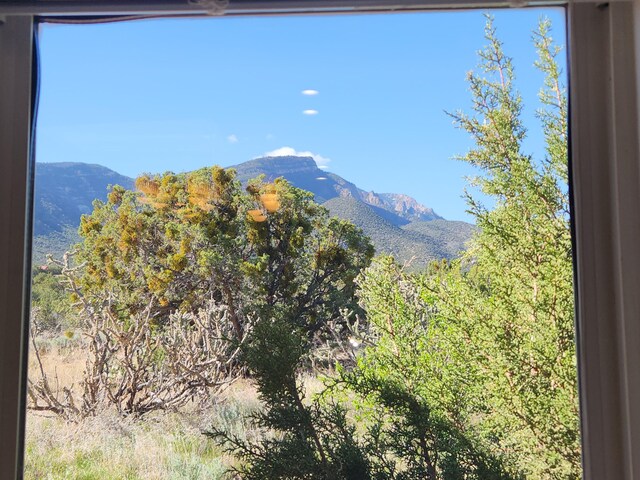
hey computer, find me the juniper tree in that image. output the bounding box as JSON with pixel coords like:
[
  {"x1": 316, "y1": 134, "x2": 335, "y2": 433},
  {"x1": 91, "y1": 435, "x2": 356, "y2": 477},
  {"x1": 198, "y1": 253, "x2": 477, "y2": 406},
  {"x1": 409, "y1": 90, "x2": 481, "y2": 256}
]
[
  {"x1": 431, "y1": 15, "x2": 579, "y2": 478},
  {"x1": 74, "y1": 167, "x2": 373, "y2": 342}
]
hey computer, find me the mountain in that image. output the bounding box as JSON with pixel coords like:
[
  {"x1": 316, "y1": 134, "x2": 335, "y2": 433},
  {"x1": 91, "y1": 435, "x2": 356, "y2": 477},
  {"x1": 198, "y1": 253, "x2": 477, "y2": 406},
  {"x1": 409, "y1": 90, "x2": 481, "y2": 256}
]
[
  {"x1": 33, "y1": 163, "x2": 134, "y2": 264},
  {"x1": 35, "y1": 162, "x2": 134, "y2": 236},
  {"x1": 32, "y1": 158, "x2": 475, "y2": 269},
  {"x1": 232, "y1": 156, "x2": 441, "y2": 225}
]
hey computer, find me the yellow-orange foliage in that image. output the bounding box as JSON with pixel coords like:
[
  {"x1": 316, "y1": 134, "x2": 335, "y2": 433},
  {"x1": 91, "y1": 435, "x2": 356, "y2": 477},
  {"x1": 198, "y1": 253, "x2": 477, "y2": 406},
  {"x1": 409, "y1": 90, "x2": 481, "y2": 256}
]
[
  {"x1": 136, "y1": 177, "x2": 159, "y2": 196},
  {"x1": 259, "y1": 193, "x2": 280, "y2": 213},
  {"x1": 247, "y1": 209, "x2": 267, "y2": 222},
  {"x1": 188, "y1": 180, "x2": 217, "y2": 212},
  {"x1": 136, "y1": 177, "x2": 168, "y2": 209}
]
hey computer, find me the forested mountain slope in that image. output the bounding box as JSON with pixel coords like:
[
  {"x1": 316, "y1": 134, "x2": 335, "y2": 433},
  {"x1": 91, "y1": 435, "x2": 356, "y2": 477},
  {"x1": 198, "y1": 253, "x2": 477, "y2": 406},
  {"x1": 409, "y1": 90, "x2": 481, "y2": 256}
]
[{"x1": 324, "y1": 197, "x2": 473, "y2": 269}]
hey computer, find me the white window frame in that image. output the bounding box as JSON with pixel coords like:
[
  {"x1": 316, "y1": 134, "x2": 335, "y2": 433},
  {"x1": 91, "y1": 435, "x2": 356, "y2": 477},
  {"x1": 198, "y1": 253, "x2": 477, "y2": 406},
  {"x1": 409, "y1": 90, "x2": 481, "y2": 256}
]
[{"x1": 2, "y1": 2, "x2": 640, "y2": 479}]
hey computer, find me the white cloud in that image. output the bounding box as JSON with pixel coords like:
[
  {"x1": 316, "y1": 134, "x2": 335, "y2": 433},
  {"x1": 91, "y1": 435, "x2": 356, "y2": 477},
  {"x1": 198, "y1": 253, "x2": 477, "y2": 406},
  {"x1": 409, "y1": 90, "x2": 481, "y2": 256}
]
[
  {"x1": 227, "y1": 134, "x2": 239, "y2": 144},
  {"x1": 265, "y1": 133, "x2": 275, "y2": 141},
  {"x1": 261, "y1": 146, "x2": 331, "y2": 168},
  {"x1": 302, "y1": 89, "x2": 319, "y2": 96},
  {"x1": 303, "y1": 109, "x2": 319, "y2": 115}
]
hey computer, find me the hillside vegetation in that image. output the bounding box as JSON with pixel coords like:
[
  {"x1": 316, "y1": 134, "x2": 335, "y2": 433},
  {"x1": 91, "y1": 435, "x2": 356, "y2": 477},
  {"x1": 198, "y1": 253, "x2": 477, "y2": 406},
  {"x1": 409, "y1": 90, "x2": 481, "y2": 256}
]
[
  {"x1": 324, "y1": 197, "x2": 473, "y2": 269},
  {"x1": 402, "y1": 219, "x2": 477, "y2": 258}
]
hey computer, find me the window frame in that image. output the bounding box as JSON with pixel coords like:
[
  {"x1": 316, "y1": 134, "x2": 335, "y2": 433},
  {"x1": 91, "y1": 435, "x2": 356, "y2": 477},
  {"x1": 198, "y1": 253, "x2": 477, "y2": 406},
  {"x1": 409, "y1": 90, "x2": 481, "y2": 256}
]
[{"x1": 2, "y1": 2, "x2": 639, "y2": 479}]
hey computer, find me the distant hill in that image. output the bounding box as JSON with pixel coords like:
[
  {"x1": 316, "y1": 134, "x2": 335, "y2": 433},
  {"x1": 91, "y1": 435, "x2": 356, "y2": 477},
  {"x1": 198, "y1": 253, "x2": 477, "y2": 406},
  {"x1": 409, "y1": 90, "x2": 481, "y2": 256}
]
[
  {"x1": 33, "y1": 163, "x2": 134, "y2": 263},
  {"x1": 32, "y1": 227, "x2": 80, "y2": 267},
  {"x1": 402, "y1": 220, "x2": 477, "y2": 260},
  {"x1": 32, "y1": 158, "x2": 475, "y2": 269},
  {"x1": 324, "y1": 197, "x2": 474, "y2": 269},
  {"x1": 35, "y1": 162, "x2": 134, "y2": 236}
]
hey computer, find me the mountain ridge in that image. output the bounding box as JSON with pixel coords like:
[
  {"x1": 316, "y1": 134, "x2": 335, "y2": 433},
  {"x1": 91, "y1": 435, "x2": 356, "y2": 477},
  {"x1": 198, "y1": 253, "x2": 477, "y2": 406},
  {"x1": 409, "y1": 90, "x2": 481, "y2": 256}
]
[
  {"x1": 231, "y1": 155, "x2": 442, "y2": 225},
  {"x1": 33, "y1": 158, "x2": 474, "y2": 269}
]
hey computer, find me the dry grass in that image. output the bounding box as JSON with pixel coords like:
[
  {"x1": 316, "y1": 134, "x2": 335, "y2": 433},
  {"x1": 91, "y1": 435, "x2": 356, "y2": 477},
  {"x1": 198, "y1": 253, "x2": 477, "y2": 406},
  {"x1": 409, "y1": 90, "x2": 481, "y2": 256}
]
[
  {"x1": 28, "y1": 334, "x2": 86, "y2": 389},
  {"x1": 25, "y1": 407, "x2": 241, "y2": 479},
  {"x1": 24, "y1": 337, "x2": 263, "y2": 480},
  {"x1": 24, "y1": 335, "x2": 332, "y2": 479}
]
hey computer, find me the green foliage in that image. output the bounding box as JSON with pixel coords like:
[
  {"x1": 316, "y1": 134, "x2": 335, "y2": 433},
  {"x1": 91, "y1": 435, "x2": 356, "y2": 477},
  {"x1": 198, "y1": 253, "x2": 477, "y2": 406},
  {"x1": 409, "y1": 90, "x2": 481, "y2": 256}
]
[
  {"x1": 430, "y1": 15, "x2": 579, "y2": 478},
  {"x1": 74, "y1": 167, "x2": 373, "y2": 341},
  {"x1": 338, "y1": 256, "x2": 519, "y2": 480},
  {"x1": 48, "y1": 166, "x2": 372, "y2": 418},
  {"x1": 208, "y1": 317, "x2": 374, "y2": 480},
  {"x1": 211, "y1": 256, "x2": 518, "y2": 480},
  {"x1": 31, "y1": 269, "x2": 78, "y2": 331}
]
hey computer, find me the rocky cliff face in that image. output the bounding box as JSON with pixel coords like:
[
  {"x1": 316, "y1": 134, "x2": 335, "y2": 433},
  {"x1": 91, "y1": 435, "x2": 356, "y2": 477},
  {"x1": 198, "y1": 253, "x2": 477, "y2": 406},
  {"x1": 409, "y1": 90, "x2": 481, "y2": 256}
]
[{"x1": 372, "y1": 193, "x2": 440, "y2": 222}]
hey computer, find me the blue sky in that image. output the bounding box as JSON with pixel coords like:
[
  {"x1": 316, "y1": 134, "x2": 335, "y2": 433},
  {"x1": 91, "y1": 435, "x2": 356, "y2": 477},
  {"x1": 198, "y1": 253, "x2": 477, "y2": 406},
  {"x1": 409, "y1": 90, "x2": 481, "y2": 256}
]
[{"x1": 36, "y1": 8, "x2": 566, "y2": 222}]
